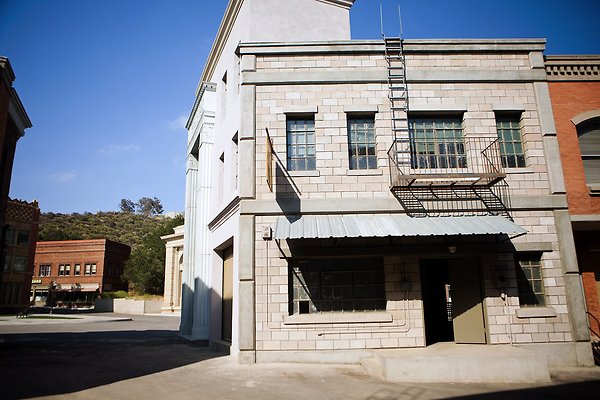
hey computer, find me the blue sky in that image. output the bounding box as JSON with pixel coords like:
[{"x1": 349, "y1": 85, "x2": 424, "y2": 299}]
[{"x1": 1, "y1": 0, "x2": 599, "y2": 214}]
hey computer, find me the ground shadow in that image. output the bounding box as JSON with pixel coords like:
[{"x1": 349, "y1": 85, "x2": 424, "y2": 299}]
[{"x1": 0, "y1": 329, "x2": 225, "y2": 399}]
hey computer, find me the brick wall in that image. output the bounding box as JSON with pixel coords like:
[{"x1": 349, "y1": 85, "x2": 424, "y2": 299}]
[{"x1": 548, "y1": 81, "x2": 600, "y2": 215}]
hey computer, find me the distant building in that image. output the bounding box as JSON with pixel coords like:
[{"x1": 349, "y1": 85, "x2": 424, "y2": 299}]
[
  {"x1": 0, "y1": 199, "x2": 39, "y2": 312},
  {"x1": 161, "y1": 225, "x2": 184, "y2": 313},
  {"x1": 546, "y1": 55, "x2": 600, "y2": 339},
  {"x1": 31, "y1": 239, "x2": 130, "y2": 308}
]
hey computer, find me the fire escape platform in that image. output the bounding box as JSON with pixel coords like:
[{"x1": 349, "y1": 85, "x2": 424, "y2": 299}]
[{"x1": 392, "y1": 172, "x2": 507, "y2": 188}]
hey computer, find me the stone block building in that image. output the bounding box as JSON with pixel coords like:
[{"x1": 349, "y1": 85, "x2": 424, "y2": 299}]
[
  {"x1": 31, "y1": 239, "x2": 130, "y2": 308},
  {"x1": 161, "y1": 224, "x2": 184, "y2": 313},
  {"x1": 181, "y1": 0, "x2": 594, "y2": 370}
]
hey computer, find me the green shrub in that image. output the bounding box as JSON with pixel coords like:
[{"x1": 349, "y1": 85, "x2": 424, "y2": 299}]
[{"x1": 101, "y1": 290, "x2": 129, "y2": 299}]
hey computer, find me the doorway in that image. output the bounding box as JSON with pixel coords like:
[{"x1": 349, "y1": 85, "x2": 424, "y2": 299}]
[
  {"x1": 222, "y1": 246, "x2": 234, "y2": 342},
  {"x1": 420, "y1": 258, "x2": 486, "y2": 345}
]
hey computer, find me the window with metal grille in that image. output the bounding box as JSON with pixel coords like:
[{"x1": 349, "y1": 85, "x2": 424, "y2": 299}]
[
  {"x1": 515, "y1": 254, "x2": 545, "y2": 307},
  {"x1": 408, "y1": 117, "x2": 466, "y2": 169},
  {"x1": 347, "y1": 116, "x2": 377, "y2": 169},
  {"x1": 290, "y1": 257, "x2": 385, "y2": 314},
  {"x1": 496, "y1": 114, "x2": 526, "y2": 168},
  {"x1": 287, "y1": 117, "x2": 316, "y2": 171}
]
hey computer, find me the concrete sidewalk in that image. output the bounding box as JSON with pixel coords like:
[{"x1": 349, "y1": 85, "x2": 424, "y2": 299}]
[{"x1": 1, "y1": 314, "x2": 599, "y2": 399}]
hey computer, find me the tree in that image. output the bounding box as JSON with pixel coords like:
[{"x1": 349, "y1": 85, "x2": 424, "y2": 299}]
[
  {"x1": 119, "y1": 198, "x2": 136, "y2": 213},
  {"x1": 123, "y1": 214, "x2": 184, "y2": 295},
  {"x1": 136, "y1": 196, "x2": 163, "y2": 216}
]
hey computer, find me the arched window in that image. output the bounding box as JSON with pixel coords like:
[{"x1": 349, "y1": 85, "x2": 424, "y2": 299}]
[{"x1": 576, "y1": 117, "x2": 600, "y2": 192}]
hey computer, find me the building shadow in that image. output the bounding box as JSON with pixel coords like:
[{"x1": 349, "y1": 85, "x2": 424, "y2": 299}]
[
  {"x1": 273, "y1": 151, "x2": 301, "y2": 222},
  {"x1": 0, "y1": 328, "x2": 225, "y2": 399}
]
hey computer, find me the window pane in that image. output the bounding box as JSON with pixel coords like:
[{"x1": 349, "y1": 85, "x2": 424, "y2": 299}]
[
  {"x1": 347, "y1": 117, "x2": 376, "y2": 170},
  {"x1": 287, "y1": 116, "x2": 316, "y2": 171},
  {"x1": 409, "y1": 116, "x2": 465, "y2": 169},
  {"x1": 497, "y1": 114, "x2": 526, "y2": 168}
]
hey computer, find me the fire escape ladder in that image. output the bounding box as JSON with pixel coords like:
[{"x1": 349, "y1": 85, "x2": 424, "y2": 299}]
[{"x1": 385, "y1": 37, "x2": 409, "y2": 145}]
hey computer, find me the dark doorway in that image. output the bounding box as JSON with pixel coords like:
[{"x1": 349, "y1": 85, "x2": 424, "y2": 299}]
[
  {"x1": 222, "y1": 246, "x2": 233, "y2": 342},
  {"x1": 421, "y1": 259, "x2": 454, "y2": 345}
]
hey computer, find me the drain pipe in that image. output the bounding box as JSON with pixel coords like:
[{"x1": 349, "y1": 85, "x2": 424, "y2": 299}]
[{"x1": 501, "y1": 289, "x2": 513, "y2": 346}]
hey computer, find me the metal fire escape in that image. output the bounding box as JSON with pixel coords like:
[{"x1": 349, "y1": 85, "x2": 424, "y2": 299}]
[{"x1": 384, "y1": 38, "x2": 512, "y2": 219}]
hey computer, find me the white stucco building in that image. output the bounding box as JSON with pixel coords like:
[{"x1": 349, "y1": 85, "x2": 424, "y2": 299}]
[{"x1": 181, "y1": 0, "x2": 594, "y2": 378}]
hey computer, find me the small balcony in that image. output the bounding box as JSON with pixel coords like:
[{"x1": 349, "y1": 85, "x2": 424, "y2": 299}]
[{"x1": 388, "y1": 135, "x2": 511, "y2": 218}]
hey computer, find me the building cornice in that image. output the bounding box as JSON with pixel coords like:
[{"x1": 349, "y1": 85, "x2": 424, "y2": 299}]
[
  {"x1": 238, "y1": 38, "x2": 547, "y2": 56},
  {"x1": 545, "y1": 55, "x2": 600, "y2": 81},
  {"x1": 315, "y1": 0, "x2": 355, "y2": 9}
]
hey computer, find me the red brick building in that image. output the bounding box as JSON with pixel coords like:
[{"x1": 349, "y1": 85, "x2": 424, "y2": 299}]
[
  {"x1": 547, "y1": 55, "x2": 600, "y2": 338},
  {"x1": 0, "y1": 57, "x2": 33, "y2": 313},
  {"x1": 31, "y1": 239, "x2": 130, "y2": 308},
  {"x1": 0, "y1": 199, "x2": 39, "y2": 312}
]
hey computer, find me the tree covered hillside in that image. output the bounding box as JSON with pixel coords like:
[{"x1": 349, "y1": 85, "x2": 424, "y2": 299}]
[{"x1": 39, "y1": 211, "x2": 182, "y2": 250}]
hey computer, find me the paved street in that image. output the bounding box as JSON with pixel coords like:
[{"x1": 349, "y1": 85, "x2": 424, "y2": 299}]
[{"x1": 1, "y1": 313, "x2": 599, "y2": 400}]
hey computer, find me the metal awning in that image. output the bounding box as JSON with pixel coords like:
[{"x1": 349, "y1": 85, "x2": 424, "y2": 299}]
[{"x1": 274, "y1": 215, "x2": 526, "y2": 239}]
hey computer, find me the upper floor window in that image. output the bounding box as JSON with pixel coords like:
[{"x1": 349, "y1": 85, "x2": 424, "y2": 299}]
[
  {"x1": 74, "y1": 264, "x2": 81, "y2": 276},
  {"x1": 348, "y1": 116, "x2": 377, "y2": 170},
  {"x1": 409, "y1": 116, "x2": 466, "y2": 169},
  {"x1": 515, "y1": 253, "x2": 545, "y2": 307},
  {"x1": 496, "y1": 114, "x2": 525, "y2": 168},
  {"x1": 287, "y1": 117, "x2": 316, "y2": 171},
  {"x1": 577, "y1": 118, "x2": 600, "y2": 188},
  {"x1": 39, "y1": 264, "x2": 51, "y2": 277}
]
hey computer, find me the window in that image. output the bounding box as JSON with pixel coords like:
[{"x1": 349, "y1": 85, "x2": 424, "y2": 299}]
[
  {"x1": 290, "y1": 257, "x2": 385, "y2": 314},
  {"x1": 515, "y1": 254, "x2": 545, "y2": 307},
  {"x1": 59, "y1": 264, "x2": 66, "y2": 276},
  {"x1": 287, "y1": 117, "x2": 316, "y2": 171},
  {"x1": 74, "y1": 264, "x2": 81, "y2": 276},
  {"x1": 17, "y1": 230, "x2": 29, "y2": 245},
  {"x1": 13, "y1": 256, "x2": 26, "y2": 272},
  {"x1": 409, "y1": 116, "x2": 466, "y2": 168},
  {"x1": 496, "y1": 114, "x2": 525, "y2": 168},
  {"x1": 4, "y1": 255, "x2": 11, "y2": 271},
  {"x1": 232, "y1": 133, "x2": 239, "y2": 190},
  {"x1": 577, "y1": 119, "x2": 600, "y2": 187},
  {"x1": 5, "y1": 227, "x2": 15, "y2": 244},
  {"x1": 347, "y1": 116, "x2": 377, "y2": 170},
  {"x1": 39, "y1": 264, "x2": 51, "y2": 277},
  {"x1": 85, "y1": 263, "x2": 91, "y2": 275},
  {"x1": 65, "y1": 264, "x2": 70, "y2": 276},
  {"x1": 221, "y1": 71, "x2": 227, "y2": 116},
  {"x1": 91, "y1": 263, "x2": 97, "y2": 275}
]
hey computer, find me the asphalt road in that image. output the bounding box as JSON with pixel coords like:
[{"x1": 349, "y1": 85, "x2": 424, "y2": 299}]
[{"x1": 1, "y1": 313, "x2": 600, "y2": 400}]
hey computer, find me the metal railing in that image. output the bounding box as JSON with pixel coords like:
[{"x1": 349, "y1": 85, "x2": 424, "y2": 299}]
[{"x1": 388, "y1": 135, "x2": 505, "y2": 187}]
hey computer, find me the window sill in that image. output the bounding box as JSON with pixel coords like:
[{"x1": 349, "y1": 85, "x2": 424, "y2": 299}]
[
  {"x1": 505, "y1": 168, "x2": 535, "y2": 174},
  {"x1": 283, "y1": 311, "x2": 393, "y2": 325},
  {"x1": 587, "y1": 184, "x2": 600, "y2": 196},
  {"x1": 288, "y1": 170, "x2": 320, "y2": 177},
  {"x1": 346, "y1": 169, "x2": 383, "y2": 176},
  {"x1": 515, "y1": 306, "x2": 557, "y2": 319}
]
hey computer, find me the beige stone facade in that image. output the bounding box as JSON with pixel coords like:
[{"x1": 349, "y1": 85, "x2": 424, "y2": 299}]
[
  {"x1": 183, "y1": 0, "x2": 592, "y2": 369},
  {"x1": 161, "y1": 225, "x2": 184, "y2": 314}
]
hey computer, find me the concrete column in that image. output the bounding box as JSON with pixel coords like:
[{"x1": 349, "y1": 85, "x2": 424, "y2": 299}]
[
  {"x1": 237, "y1": 215, "x2": 256, "y2": 363},
  {"x1": 180, "y1": 154, "x2": 198, "y2": 336},
  {"x1": 191, "y1": 136, "x2": 214, "y2": 341},
  {"x1": 554, "y1": 210, "x2": 594, "y2": 366},
  {"x1": 533, "y1": 81, "x2": 566, "y2": 194}
]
